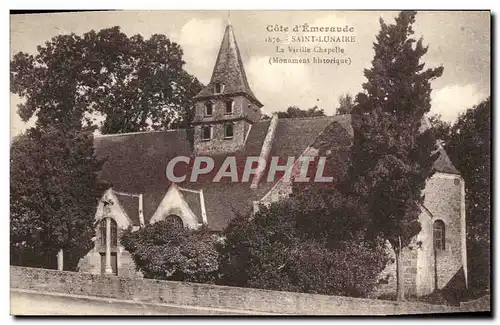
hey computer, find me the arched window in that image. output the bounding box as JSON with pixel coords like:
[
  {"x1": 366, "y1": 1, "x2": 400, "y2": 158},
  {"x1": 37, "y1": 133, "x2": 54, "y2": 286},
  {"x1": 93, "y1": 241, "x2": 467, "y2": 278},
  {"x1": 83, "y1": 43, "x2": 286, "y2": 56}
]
[
  {"x1": 205, "y1": 102, "x2": 213, "y2": 116},
  {"x1": 110, "y1": 219, "x2": 117, "y2": 247},
  {"x1": 165, "y1": 215, "x2": 184, "y2": 231},
  {"x1": 202, "y1": 126, "x2": 212, "y2": 141},
  {"x1": 99, "y1": 218, "x2": 118, "y2": 248},
  {"x1": 99, "y1": 219, "x2": 106, "y2": 246},
  {"x1": 214, "y1": 82, "x2": 224, "y2": 94},
  {"x1": 225, "y1": 99, "x2": 234, "y2": 114},
  {"x1": 224, "y1": 124, "x2": 234, "y2": 139},
  {"x1": 433, "y1": 220, "x2": 445, "y2": 250}
]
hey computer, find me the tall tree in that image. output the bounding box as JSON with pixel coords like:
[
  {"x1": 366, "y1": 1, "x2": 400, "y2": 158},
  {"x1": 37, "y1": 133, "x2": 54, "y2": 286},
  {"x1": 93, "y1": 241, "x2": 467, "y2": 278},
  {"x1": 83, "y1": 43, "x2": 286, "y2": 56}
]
[
  {"x1": 342, "y1": 11, "x2": 443, "y2": 300},
  {"x1": 10, "y1": 26, "x2": 203, "y2": 134},
  {"x1": 446, "y1": 97, "x2": 491, "y2": 294},
  {"x1": 10, "y1": 127, "x2": 107, "y2": 270},
  {"x1": 335, "y1": 93, "x2": 355, "y2": 115}
]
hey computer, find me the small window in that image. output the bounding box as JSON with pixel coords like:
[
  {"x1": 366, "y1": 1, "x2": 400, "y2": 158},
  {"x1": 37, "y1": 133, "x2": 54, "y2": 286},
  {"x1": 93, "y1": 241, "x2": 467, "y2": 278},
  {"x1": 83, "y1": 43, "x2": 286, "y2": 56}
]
[
  {"x1": 202, "y1": 126, "x2": 212, "y2": 141},
  {"x1": 214, "y1": 82, "x2": 224, "y2": 94},
  {"x1": 99, "y1": 219, "x2": 106, "y2": 247},
  {"x1": 110, "y1": 219, "x2": 117, "y2": 248},
  {"x1": 205, "y1": 102, "x2": 213, "y2": 116},
  {"x1": 433, "y1": 220, "x2": 445, "y2": 250},
  {"x1": 224, "y1": 124, "x2": 234, "y2": 139},
  {"x1": 99, "y1": 218, "x2": 118, "y2": 248},
  {"x1": 165, "y1": 215, "x2": 184, "y2": 231},
  {"x1": 225, "y1": 100, "x2": 234, "y2": 114}
]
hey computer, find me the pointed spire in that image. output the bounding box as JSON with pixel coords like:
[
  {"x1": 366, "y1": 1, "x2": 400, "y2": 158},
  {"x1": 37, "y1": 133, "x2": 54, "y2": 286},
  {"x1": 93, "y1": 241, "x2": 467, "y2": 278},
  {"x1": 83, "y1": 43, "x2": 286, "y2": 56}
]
[{"x1": 194, "y1": 22, "x2": 262, "y2": 107}]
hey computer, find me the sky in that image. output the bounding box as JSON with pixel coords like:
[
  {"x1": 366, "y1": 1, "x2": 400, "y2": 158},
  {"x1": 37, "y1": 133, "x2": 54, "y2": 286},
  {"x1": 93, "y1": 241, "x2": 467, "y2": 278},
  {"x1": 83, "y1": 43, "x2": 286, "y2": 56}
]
[{"x1": 9, "y1": 10, "x2": 491, "y2": 138}]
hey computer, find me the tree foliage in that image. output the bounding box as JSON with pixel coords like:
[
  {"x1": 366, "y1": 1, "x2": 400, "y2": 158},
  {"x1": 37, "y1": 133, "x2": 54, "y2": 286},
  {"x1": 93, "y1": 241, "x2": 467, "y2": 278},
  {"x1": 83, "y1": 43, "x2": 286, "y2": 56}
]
[
  {"x1": 120, "y1": 221, "x2": 219, "y2": 283},
  {"x1": 354, "y1": 12, "x2": 443, "y2": 117},
  {"x1": 446, "y1": 97, "x2": 491, "y2": 292},
  {"x1": 10, "y1": 26, "x2": 203, "y2": 134},
  {"x1": 336, "y1": 93, "x2": 355, "y2": 115},
  {"x1": 342, "y1": 11, "x2": 443, "y2": 299},
  {"x1": 218, "y1": 194, "x2": 389, "y2": 297},
  {"x1": 10, "y1": 127, "x2": 107, "y2": 270},
  {"x1": 276, "y1": 105, "x2": 325, "y2": 118},
  {"x1": 428, "y1": 113, "x2": 452, "y2": 143}
]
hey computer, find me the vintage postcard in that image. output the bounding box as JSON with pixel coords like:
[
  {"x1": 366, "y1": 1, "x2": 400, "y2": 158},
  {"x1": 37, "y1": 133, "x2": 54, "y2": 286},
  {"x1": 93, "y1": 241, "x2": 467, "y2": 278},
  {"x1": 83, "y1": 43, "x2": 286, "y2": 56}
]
[{"x1": 9, "y1": 10, "x2": 491, "y2": 315}]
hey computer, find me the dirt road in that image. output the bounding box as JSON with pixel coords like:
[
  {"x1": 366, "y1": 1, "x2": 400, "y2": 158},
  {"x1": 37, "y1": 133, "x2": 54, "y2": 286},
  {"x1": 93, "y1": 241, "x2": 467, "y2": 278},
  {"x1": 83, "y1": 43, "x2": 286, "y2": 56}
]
[{"x1": 10, "y1": 289, "x2": 273, "y2": 316}]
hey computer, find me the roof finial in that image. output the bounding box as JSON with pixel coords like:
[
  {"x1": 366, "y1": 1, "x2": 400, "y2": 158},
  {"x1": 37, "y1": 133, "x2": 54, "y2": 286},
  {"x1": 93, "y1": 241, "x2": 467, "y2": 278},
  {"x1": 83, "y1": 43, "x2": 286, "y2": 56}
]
[{"x1": 227, "y1": 10, "x2": 231, "y2": 26}]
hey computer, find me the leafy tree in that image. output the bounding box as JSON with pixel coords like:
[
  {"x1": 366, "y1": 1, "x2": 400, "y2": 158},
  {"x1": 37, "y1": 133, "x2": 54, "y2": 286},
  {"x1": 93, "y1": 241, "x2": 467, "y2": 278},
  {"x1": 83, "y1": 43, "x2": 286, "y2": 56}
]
[
  {"x1": 10, "y1": 26, "x2": 203, "y2": 134},
  {"x1": 276, "y1": 105, "x2": 325, "y2": 118},
  {"x1": 120, "y1": 221, "x2": 219, "y2": 283},
  {"x1": 10, "y1": 127, "x2": 107, "y2": 270},
  {"x1": 342, "y1": 11, "x2": 443, "y2": 300},
  {"x1": 336, "y1": 93, "x2": 355, "y2": 115},
  {"x1": 428, "y1": 113, "x2": 452, "y2": 143},
  {"x1": 218, "y1": 197, "x2": 389, "y2": 297},
  {"x1": 446, "y1": 97, "x2": 491, "y2": 294}
]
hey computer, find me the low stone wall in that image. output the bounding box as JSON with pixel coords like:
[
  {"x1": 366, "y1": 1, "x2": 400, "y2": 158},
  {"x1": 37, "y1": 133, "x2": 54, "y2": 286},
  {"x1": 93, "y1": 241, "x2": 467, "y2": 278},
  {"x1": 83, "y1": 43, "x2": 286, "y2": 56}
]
[
  {"x1": 10, "y1": 266, "x2": 475, "y2": 315},
  {"x1": 460, "y1": 295, "x2": 490, "y2": 312}
]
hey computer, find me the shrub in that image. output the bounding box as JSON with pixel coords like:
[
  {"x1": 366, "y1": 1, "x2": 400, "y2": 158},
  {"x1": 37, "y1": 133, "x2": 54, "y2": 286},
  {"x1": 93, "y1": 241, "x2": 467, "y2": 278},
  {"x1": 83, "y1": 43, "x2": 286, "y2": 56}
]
[
  {"x1": 121, "y1": 221, "x2": 219, "y2": 283},
  {"x1": 218, "y1": 197, "x2": 389, "y2": 297}
]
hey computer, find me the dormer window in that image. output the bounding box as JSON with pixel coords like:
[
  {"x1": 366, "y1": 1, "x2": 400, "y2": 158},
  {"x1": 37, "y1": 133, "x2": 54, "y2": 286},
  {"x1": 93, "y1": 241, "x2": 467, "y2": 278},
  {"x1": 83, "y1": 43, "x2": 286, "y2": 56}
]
[
  {"x1": 225, "y1": 99, "x2": 234, "y2": 115},
  {"x1": 205, "y1": 102, "x2": 213, "y2": 116},
  {"x1": 214, "y1": 82, "x2": 224, "y2": 94},
  {"x1": 202, "y1": 126, "x2": 212, "y2": 141},
  {"x1": 224, "y1": 123, "x2": 234, "y2": 139}
]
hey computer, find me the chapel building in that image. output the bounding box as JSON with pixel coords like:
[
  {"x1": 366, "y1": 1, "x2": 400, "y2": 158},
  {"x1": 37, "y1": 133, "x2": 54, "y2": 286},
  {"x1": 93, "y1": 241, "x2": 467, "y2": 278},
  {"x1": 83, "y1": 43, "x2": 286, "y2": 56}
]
[{"x1": 78, "y1": 22, "x2": 467, "y2": 298}]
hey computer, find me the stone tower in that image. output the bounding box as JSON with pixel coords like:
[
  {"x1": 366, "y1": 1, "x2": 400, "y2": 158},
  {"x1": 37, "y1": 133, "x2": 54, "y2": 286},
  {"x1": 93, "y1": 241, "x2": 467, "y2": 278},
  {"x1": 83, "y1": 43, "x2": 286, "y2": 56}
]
[{"x1": 192, "y1": 23, "x2": 263, "y2": 154}]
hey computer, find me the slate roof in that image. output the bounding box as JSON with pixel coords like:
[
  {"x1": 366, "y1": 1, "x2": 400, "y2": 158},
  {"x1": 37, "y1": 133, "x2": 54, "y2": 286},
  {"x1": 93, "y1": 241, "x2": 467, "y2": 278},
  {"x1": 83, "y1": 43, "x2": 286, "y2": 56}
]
[
  {"x1": 434, "y1": 144, "x2": 460, "y2": 174},
  {"x1": 419, "y1": 116, "x2": 459, "y2": 175},
  {"x1": 93, "y1": 116, "x2": 349, "y2": 230},
  {"x1": 94, "y1": 129, "x2": 194, "y2": 226},
  {"x1": 94, "y1": 114, "x2": 459, "y2": 230},
  {"x1": 178, "y1": 187, "x2": 204, "y2": 224},
  {"x1": 271, "y1": 115, "x2": 352, "y2": 158},
  {"x1": 114, "y1": 192, "x2": 141, "y2": 226},
  {"x1": 194, "y1": 24, "x2": 262, "y2": 107}
]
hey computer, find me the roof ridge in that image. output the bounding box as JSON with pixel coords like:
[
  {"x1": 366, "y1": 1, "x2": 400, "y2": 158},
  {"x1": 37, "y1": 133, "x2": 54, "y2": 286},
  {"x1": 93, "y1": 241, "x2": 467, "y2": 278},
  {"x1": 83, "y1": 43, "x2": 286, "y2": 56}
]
[
  {"x1": 94, "y1": 128, "x2": 186, "y2": 139},
  {"x1": 277, "y1": 115, "x2": 342, "y2": 120}
]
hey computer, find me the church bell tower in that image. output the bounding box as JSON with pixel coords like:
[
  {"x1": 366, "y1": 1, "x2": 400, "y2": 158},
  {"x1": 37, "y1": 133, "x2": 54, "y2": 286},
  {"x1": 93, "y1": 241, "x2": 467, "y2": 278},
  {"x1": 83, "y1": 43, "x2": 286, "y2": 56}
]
[{"x1": 192, "y1": 22, "x2": 263, "y2": 154}]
